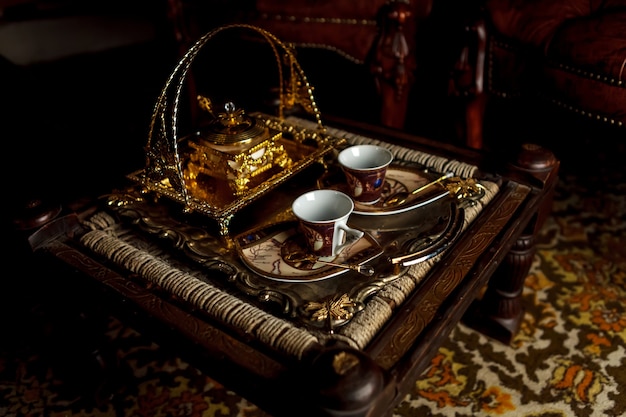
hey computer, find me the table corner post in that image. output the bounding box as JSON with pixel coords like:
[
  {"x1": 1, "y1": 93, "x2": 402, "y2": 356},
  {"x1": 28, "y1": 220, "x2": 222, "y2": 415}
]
[{"x1": 463, "y1": 142, "x2": 559, "y2": 344}]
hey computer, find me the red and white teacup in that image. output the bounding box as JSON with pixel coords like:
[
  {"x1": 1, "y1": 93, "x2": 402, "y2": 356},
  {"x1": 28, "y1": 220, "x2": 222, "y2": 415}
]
[
  {"x1": 338, "y1": 145, "x2": 394, "y2": 204},
  {"x1": 292, "y1": 189, "x2": 364, "y2": 257}
]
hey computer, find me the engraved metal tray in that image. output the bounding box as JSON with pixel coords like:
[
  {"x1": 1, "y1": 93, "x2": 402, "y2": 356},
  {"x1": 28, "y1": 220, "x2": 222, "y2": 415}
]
[{"x1": 104, "y1": 161, "x2": 465, "y2": 332}]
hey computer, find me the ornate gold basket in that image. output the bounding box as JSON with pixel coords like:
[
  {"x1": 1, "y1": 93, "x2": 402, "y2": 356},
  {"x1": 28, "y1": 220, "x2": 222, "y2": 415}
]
[{"x1": 126, "y1": 24, "x2": 340, "y2": 235}]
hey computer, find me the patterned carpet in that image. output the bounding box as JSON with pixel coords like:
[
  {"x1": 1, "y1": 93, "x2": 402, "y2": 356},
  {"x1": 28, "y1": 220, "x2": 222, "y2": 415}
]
[
  {"x1": 1, "y1": 136, "x2": 625, "y2": 417},
  {"x1": 395, "y1": 166, "x2": 626, "y2": 417}
]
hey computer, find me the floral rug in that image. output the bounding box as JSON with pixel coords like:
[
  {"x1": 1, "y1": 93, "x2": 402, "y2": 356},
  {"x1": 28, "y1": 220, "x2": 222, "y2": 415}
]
[
  {"x1": 1, "y1": 159, "x2": 625, "y2": 417},
  {"x1": 395, "y1": 167, "x2": 626, "y2": 417}
]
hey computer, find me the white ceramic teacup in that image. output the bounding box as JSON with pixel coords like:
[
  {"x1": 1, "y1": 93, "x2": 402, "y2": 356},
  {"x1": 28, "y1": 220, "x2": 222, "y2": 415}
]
[
  {"x1": 338, "y1": 144, "x2": 394, "y2": 204},
  {"x1": 292, "y1": 189, "x2": 364, "y2": 257}
]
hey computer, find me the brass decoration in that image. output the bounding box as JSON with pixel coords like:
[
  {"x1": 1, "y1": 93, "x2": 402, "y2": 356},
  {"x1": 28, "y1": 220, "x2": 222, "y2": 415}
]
[
  {"x1": 332, "y1": 351, "x2": 360, "y2": 375},
  {"x1": 303, "y1": 293, "x2": 358, "y2": 332},
  {"x1": 445, "y1": 177, "x2": 486, "y2": 203},
  {"x1": 186, "y1": 98, "x2": 292, "y2": 195}
]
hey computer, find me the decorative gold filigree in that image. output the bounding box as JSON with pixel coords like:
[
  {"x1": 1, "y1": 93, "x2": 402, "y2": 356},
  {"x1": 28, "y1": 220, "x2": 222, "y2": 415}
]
[
  {"x1": 186, "y1": 100, "x2": 293, "y2": 195},
  {"x1": 445, "y1": 177, "x2": 486, "y2": 204},
  {"x1": 304, "y1": 293, "x2": 357, "y2": 332}
]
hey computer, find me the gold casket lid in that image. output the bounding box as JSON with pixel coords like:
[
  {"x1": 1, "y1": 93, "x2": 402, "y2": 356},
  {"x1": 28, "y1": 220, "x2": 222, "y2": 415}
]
[{"x1": 198, "y1": 99, "x2": 266, "y2": 147}]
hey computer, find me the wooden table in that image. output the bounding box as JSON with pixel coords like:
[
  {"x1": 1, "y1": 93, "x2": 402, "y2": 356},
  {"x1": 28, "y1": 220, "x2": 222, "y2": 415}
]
[{"x1": 18, "y1": 116, "x2": 559, "y2": 417}]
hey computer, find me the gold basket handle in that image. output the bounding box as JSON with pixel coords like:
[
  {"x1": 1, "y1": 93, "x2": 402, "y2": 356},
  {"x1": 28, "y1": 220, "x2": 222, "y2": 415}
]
[{"x1": 144, "y1": 24, "x2": 325, "y2": 201}]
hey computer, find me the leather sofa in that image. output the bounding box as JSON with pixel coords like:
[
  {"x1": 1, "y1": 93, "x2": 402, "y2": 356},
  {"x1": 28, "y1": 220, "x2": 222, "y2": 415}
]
[
  {"x1": 479, "y1": 0, "x2": 626, "y2": 147},
  {"x1": 165, "y1": 0, "x2": 625, "y2": 150}
]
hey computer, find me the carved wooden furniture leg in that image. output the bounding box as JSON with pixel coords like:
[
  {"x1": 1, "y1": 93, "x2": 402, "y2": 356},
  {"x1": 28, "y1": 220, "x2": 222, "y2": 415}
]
[
  {"x1": 464, "y1": 92, "x2": 487, "y2": 149},
  {"x1": 370, "y1": 0, "x2": 430, "y2": 129},
  {"x1": 463, "y1": 228, "x2": 535, "y2": 343},
  {"x1": 463, "y1": 144, "x2": 560, "y2": 343},
  {"x1": 448, "y1": 12, "x2": 487, "y2": 149}
]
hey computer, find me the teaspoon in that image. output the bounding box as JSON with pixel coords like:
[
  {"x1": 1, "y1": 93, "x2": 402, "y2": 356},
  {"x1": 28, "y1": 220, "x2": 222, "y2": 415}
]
[
  {"x1": 383, "y1": 172, "x2": 454, "y2": 207},
  {"x1": 285, "y1": 252, "x2": 375, "y2": 276}
]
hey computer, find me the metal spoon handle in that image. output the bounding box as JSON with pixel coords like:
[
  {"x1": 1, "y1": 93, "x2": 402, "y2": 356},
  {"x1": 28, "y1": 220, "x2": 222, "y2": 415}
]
[
  {"x1": 317, "y1": 260, "x2": 375, "y2": 276},
  {"x1": 285, "y1": 252, "x2": 375, "y2": 276},
  {"x1": 410, "y1": 172, "x2": 454, "y2": 196},
  {"x1": 315, "y1": 259, "x2": 374, "y2": 277}
]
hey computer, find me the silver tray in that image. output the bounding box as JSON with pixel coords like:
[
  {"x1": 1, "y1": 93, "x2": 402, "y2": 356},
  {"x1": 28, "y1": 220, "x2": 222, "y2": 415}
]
[{"x1": 105, "y1": 185, "x2": 464, "y2": 331}]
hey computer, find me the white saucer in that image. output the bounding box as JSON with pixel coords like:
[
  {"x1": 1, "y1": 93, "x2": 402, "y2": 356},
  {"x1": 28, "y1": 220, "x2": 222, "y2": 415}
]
[{"x1": 234, "y1": 221, "x2": 382, "y2": 282}]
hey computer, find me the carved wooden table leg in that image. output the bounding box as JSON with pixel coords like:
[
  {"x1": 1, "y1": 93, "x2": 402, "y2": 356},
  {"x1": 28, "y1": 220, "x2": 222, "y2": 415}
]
[
  {"x1": 463, "y1": 229, "x2": 535, "y2": 343},
  {"x1": 463, "y1": 143, "x2": 560, "y2": 343}
]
